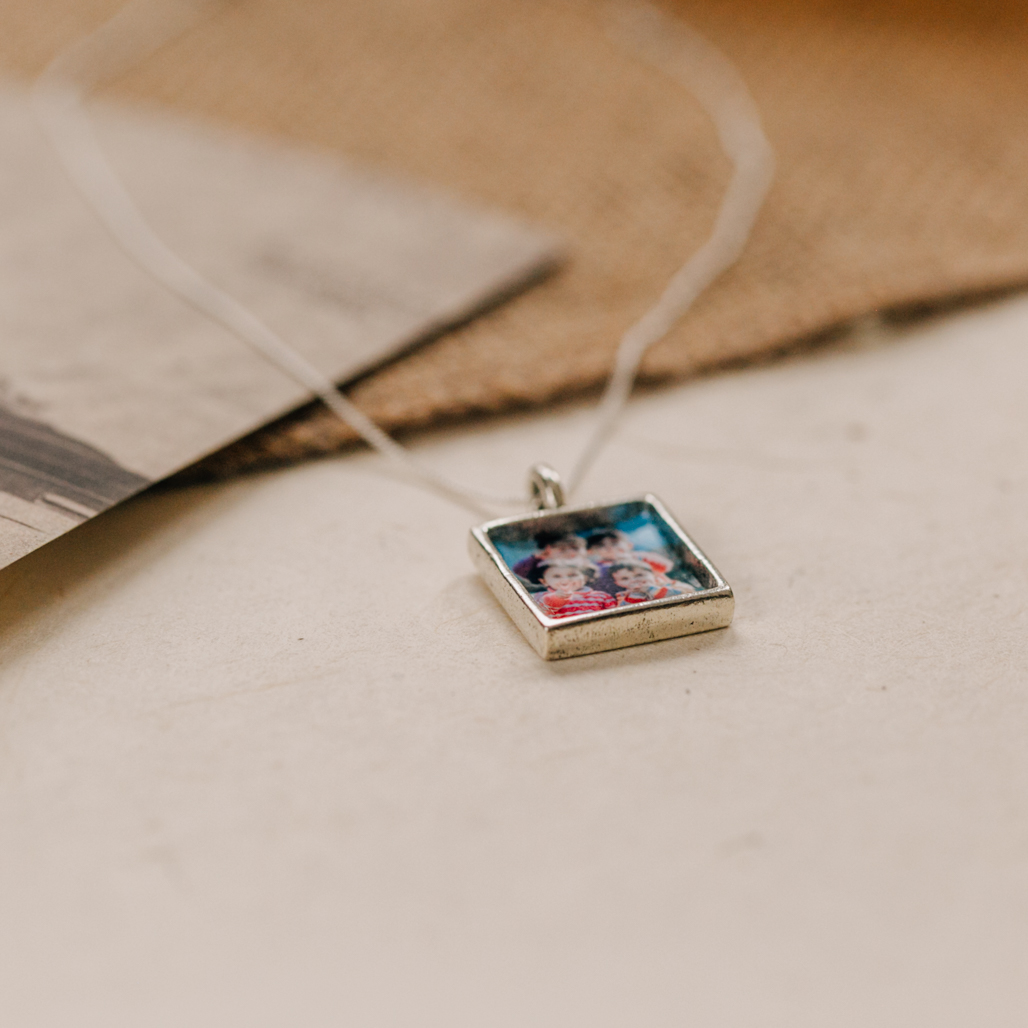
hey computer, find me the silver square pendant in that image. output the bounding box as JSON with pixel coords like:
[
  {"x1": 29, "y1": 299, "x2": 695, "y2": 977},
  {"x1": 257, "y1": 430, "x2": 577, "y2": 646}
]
[{"x1": 469, "y1": 494, "x2": 734, "y2": 659}]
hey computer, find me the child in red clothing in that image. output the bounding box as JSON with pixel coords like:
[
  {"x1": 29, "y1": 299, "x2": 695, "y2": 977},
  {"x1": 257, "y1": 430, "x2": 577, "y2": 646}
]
[
  {"x1": 609, "y1": 560, "x2": 695, "y2": 605},
  {"x1": 528, "y1": 560, "x2": 616, "y2": 618},
  {"x1": 586, "y1": 529, "x2": 674, "y2": 594}
]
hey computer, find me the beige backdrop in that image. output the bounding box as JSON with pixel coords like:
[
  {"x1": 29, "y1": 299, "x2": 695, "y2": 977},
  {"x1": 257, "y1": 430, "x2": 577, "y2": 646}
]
[{"x1": 5, "y1": 0, "x2": 1028, "y2": 476}]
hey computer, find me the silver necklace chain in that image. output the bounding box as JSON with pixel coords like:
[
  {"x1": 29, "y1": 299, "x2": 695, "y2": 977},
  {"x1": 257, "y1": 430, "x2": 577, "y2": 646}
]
[{"x1": 32, "y1": 0, "x2": 773, "y2": 517}]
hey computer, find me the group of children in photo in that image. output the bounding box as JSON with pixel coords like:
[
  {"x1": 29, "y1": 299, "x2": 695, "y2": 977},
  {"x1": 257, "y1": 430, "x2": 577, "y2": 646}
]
[{"x1": 511, "y1": 527, "x2": 698, "y2": 619}]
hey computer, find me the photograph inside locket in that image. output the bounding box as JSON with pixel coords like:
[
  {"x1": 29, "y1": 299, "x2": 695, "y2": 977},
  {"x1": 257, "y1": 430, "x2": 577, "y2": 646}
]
[{"x1": 489, "y1": 503, "x2": 711, "y2": 619}]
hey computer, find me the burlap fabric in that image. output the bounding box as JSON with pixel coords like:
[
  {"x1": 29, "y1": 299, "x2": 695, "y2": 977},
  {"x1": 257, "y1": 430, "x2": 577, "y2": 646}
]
[{"x1": 5, "y1": 0, "x2": 1028, "y2": 477}]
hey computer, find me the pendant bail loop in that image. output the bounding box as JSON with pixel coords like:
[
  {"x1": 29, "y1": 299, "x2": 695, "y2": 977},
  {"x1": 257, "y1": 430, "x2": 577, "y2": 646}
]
[{"x1": 528, "y1": 463, "x2": 566, "y2": 511}]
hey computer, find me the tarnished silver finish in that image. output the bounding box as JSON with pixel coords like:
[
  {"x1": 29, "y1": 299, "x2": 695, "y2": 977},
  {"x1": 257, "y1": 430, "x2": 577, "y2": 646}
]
[
  {"x1": 527, "y1": 463, "x2": 566, "y2": 510},
  {"x1": 469, "y1": 494, "x2": 734, "y2": 660}
]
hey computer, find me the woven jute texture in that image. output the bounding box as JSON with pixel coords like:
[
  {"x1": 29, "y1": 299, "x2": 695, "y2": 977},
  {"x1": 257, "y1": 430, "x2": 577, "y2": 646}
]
[{"x1": 5, "y1": 0, "x2": 1028, "y2": 477}]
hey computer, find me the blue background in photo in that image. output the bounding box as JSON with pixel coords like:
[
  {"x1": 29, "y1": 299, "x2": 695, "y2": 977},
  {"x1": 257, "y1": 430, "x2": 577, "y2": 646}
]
[{"x1": 493, "y1": 510, "x2": 674, "y2": 572}]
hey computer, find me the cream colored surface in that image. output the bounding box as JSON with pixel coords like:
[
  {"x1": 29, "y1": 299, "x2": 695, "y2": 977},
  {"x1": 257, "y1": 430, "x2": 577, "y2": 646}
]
[{"x1": 1, "y1": 296, "x2": 1026, "y2": 1027}]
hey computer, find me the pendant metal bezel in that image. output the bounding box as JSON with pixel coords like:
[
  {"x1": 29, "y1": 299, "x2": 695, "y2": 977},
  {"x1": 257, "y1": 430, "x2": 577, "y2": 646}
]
[{"x1": 469, "y1": 493, "x2": 734, "y2": 660}]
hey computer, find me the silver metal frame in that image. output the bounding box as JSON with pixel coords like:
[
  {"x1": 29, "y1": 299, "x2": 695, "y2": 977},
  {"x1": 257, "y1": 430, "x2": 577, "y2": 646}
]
[{"x1": 469, "y1": 494, "x2": 734, "y2": 660}]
